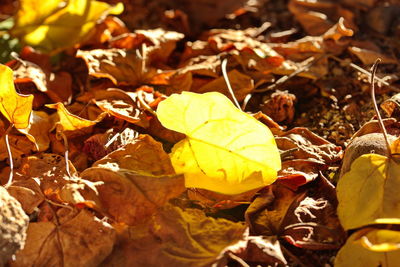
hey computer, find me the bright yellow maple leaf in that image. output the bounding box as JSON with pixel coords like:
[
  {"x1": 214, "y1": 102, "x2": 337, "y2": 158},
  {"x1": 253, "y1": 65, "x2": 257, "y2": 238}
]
[
  {"x1": 0, "y1": 64, "x2": 33, "y2": 129},
  {"x1": 157, "y1": 91, "x2": 281, "y2": 195},
  {"x1": 10, "y1": 0, "x2": 123, "y2": 52},
  {"x1": 335, "y1": 228, "x2": 400, "y2": 267},
  {"x1": 337, "y1": 151, "x2": 400, "y2": 230}
]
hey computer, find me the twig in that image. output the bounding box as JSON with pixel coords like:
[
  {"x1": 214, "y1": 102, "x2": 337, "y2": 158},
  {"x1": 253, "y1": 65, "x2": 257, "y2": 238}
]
[
  {"x1": 228, "y1": 252, "x2": 250, "y2": 267},
  {"x1": 58, "y1": 129, "x2": 72, "y2": 177},
  {"x1": 330, "y1": 55, "x2": 400, "y2": 93},
  {"x1": 137, "y1": 90, "x2": 157, "y2": 116},
  {"x1": 370, "y1": 59, "x2": 391, "y2": 157},
  {"x1": 4, "y1": 125, "x2": 14, "y2": 187},
  {"x1": 221, "y1": 58, "x2": 242, "y2": 110},
  {"x1": 254, "y1": 55, "x2": 320, "y2": 93}
]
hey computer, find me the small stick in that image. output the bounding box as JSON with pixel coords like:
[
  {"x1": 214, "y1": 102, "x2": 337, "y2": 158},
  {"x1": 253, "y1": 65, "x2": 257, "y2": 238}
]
[
  {"x1": 4, "y1": 125, "x2": 14, "y2": 187},
  {"x1": 221, "y1": 58, "x2": 242, "y2": 110},
  {"x1": 370, "y1": 59, "x2": 391, "y2": 157},
  {"x1": 330, "y1": 55, "x2": 400, "y2": 93}
]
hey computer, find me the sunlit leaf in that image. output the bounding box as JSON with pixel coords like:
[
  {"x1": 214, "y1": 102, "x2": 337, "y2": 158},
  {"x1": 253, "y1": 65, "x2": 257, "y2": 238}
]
[
  {"x1": 335, "y1": 228, "x2": 400, "y2": 267},
  {"x1": 337, "y1": 153, "x2": 400, "y2": 230},
  {"x1": 0, "y1": 64, "x2": 33, "y2": 129},
  {"x1": 157, "y1": 91, "x2": 281, "y2": 195},
  {"x1": 46, "y1": 102, "x2": 105, "y2": 132},
  {"x1": 10, "y1": 0, "x2": 123, "y2": 52}
]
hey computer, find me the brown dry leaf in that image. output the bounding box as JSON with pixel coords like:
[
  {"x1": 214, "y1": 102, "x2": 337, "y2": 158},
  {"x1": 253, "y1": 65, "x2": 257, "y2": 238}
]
[
  {"x1": 7, "y1": 179, "x2": 44, "y2": 214},
  {"x1": 83, "y1": 127, "x2": 139, "y2": 161},
  {"x1": 110, "y1": 28, "x2": 184, "y2": 64},
  {"x1": 93, "y1": 134, "x2": 175, "y2": 176},
  {"x1": 146, "y1": 116, "x2": 186, "y2": 143},
  {"x1": 348, "y1": 46, "x2": 398, "y2": 65},
  {"x1": 81, "y1": 166, "x2": 185, "y2": 225},
  {"x1": 102, "y1": 204, "x2": 247, "y2": 267},
  {"x1": 246, "y1": 177, "x2": 345, "y2": 250},
  {"x1": 278, "y1": 159, "x2": 326, "y2": 190},
  {"x1": 11, "y1": 208, "x2": 116, "y2": 267},
  {"x1": 93, "y1": 88, "x2": 149, "y2": 128},
  {"x1": 8, "y1": 153, "x2": 96, "y2": 207},
  {"x1": 46, "y1": 102, "x2": 106, "y2": 132},
  {"x1": 9, "y1": 46, "x2": 73, "y2": 103},
  {"x1": 288, "y1": 0, "x2": 357, "y2": 35},
  {"x1": 193, "y1": 69, "x2": 253, "y2": 102},
  {"x1": 77, "y1": 48, "x2": 157, "y2": 86},
  {"x1": 276, "y1": 127, "x2": 343, "y2": 163},
  {"x1": 0, "y1": 134, "x2": 34, "y2": 162},
  {"x1": 219, "y1": 233, "x2": 287, "y2": 266}
]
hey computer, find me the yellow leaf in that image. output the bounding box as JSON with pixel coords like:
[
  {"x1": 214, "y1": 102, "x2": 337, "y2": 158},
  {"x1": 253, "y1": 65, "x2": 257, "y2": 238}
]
[
  {"x1": 46, "y1": 102, "x2": 105, "y2": 131},
  {"x1": 337, "y1": 153, "x2": 400, "y2": 230},
  {"x1": 11, "y1": 0, "x2": 123, "y2": 52},
  {"x1": 335, "y1": 228, "x2": 400, "y2": 267},
  {"x1": 157, "y1": 91, "x2": 281, "y2": 195},
  {"x1": 0, "y1": 64, "x2": 33, "y2": 129}
]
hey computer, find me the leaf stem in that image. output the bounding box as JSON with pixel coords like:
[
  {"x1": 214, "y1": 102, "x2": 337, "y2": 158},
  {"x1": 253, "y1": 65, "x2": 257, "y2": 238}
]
[
  {"x1": 221, "y1": 58, "x2": 242, "y2": 110},
  {"x1": 4, "y1": 124, "x2": 14, "y2": 187},
  {"x1": 370, "y1": 58, "x2": 391, "y2": 156}
]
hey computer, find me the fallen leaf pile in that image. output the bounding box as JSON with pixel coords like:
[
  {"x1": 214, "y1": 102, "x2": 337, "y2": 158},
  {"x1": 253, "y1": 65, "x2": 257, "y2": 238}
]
[{"x1": 1, "y1": 0, "x2": 400, "y2": 266}]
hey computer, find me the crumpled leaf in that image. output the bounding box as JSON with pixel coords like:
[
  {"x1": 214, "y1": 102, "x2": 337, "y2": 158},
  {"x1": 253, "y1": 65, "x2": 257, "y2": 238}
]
[
  {"x1": 46, "y1": 102, "x2": 106, "y2": 132},
  {"x1": 10, "y1": 0, "x2": 124, "y2": 52},
  {"x1": 0, "y1": 64, "x2": 33, "y2": 129},
  {"x1": 246, "y1": 177, "x2": 345, "y2": 250},
  {"x1": 219, "y1": 233, "x2": 287, "y2": 266},
  {"x1": 337, "y1": 152, "x2": 400, "y2": 230},
  {"x1": 77, "y1": 48, "x2": 156, "y2": 86},
  {"x1": 81, "y1": 166, "x2": 185, "y2": 225},
  {"x1": 110, "y1": 28, "x2": 184, "y2": 64},
  {"x1": 157, "y1": 91, "x2": 281, "y2": 195},
  {"x1": 335, "y1": 228, "x2": 400, "y2": 267},
  {"x1": 93, "y1": 88, "x2": 149, "y2": 128},
  {"x1": 11, "y1": 208, "x2": 116, "y2": 267},
  {"x1": 102, "y1": 204, "x2": 247, "y2": 267}
]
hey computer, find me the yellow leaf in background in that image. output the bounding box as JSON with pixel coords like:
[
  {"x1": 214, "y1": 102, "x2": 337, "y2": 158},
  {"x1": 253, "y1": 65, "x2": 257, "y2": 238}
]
[
  {"x1": 337, "y1": 153, "x2": 400, "y2": 230},
  {"x1": 10, "y1": 0, "x2": 123, "y2": 52},
  {"x1": 46, "y1": 102, "x2": 105, "y2": 131},
  {"x1": 157, "y1": 92, "x2": 281, "y2": 195},
  {"x1": 0, "y1": 64, "x2": 33, "y2": 129},
  {"x1": 335, "y1": 228, "x2": 400, "y2": 267}
]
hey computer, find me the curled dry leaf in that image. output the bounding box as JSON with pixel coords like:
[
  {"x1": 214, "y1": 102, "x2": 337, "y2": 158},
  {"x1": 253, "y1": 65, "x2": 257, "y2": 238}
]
[
  {"x1": 335, "y1": 228, "x2": 400, "y2": 267},
  {"x1": 276, "y1": 127, "x2": 343, "y2": 163},
  {"x1": 11, "y1": 209, "x2": 116, "y2": 267},
  {"x1": 157, "y1": 91, "x2": 281, "y2": 195},
  {"x1": 246, "y1": 177, "x2": 345, "y2": 250},
  {"x1": 46, "y1": 102, "x2": 106, "y2": 132},
  {"x1": 0, "y1": 64, "x2": 33, "y2": 129},
  {"x1": 17, "y1": 111, "x2": 52, "y2": 152},
  {"x1": 102, "y1": 204, "x2": 247, "y2": 267},
  {"x1": 93, "y1": 88, "x2": 149, "y2": 128},
  {"x1": 77, "y1": 48, "x2": 157, "y2": 86},
  {"x1": 10, "y1": 0, "x2": 124, "y2": 52}
]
